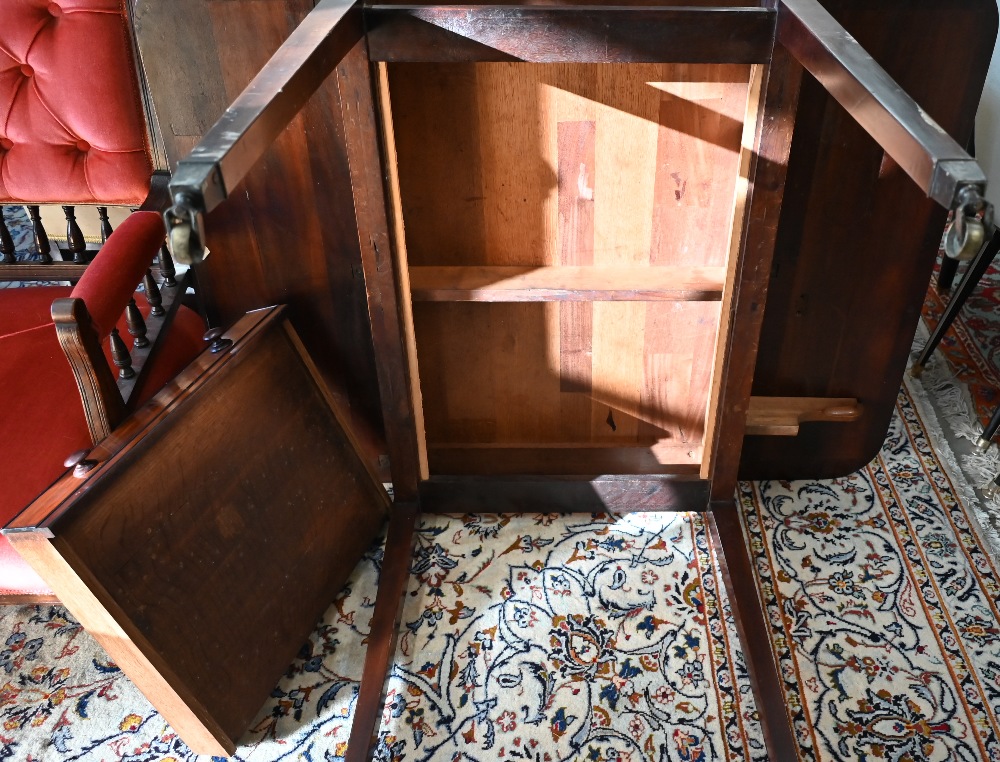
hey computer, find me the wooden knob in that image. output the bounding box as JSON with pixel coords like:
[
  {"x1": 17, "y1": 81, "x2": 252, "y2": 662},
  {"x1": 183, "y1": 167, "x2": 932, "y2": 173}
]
[
  {"x1": 203, "y1": 328, "x2": 233, "y2": 354},
  {"x1": 64, "y1": 449, "x2": 97, "y2": 478}
]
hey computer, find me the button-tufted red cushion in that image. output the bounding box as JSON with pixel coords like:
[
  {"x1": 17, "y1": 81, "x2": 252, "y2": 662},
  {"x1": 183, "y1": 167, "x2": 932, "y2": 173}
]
[{"x1": 0, "y1": 0, "x2": 153, "y2": 204}]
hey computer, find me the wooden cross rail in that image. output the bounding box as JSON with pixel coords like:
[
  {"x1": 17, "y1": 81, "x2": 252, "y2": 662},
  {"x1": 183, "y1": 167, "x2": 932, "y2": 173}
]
[
  {"x1": 778, "y1": 0, "x2": 986, "y2": 208},
  {"x1": 168, "y1": 0, "x2": 985, "y2": 221}
]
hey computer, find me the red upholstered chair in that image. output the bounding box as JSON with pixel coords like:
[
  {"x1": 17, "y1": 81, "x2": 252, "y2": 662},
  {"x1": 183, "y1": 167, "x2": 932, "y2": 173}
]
[{"x1": 0, "y1": 0, "x2": 206, "y2": 601}]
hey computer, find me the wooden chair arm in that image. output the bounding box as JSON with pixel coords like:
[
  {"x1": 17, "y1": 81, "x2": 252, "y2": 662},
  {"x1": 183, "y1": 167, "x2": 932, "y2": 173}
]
[{"x1": 51, "y1": 297, "x2": 126, "y2": 443}]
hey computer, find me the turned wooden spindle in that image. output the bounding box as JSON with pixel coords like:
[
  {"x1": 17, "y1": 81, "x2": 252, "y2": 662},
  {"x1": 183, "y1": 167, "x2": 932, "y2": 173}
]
[
  {"x1": 96, "y1": 206, "x2": 113, "y2": 244},
  {"x1": 142, "y1": 269, "x2": 164, "y2": 316},
  {"x1": 62, "y1": 205, "x2": 87, "y2": 263},
  {"x1": 109, "y1": 327, "x2": 135, "y2": 379},
  {"x1": 27, "y1": 205, "x2": 51, "y2": 263},
  {"x1": 0, "y1": 209, "x2": 14, "y2": 264},
  {"x1": 125, "y1": 298, "x2": 149, "y2": 348},
  {"x1": 158, "y1": 242, "x2": 177, "y2": 287}
]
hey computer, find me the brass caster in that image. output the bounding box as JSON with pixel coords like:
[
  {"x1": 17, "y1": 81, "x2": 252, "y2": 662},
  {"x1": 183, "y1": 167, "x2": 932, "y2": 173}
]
[
  {"x1": 910, "y1": 363, "x2": 925, "y2": 378},
  {"x1": 977, "y1": 437, "x2": 993, "y2": 452},
  {"x1": 944, "y1": 214, "x2": 986, "y2": 262}
]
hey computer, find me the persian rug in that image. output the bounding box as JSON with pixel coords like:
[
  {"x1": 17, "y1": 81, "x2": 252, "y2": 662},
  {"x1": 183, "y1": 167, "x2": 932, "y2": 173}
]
[{"x1": 0, "y1": 205, "x2": 999, "y2": 761}]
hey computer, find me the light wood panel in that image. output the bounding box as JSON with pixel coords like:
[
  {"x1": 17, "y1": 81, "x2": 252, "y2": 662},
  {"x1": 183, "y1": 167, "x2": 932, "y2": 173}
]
[
  {"x1": 388, "y1": 63, "x2": 751, "y2": 467},
  {"x1": 700, "y1": 63, "x2": 764, "y2": 478},
  {"x1": 427, "y1": 445, "x2": 702, "y2": 476},
  {"x1": 745, "y1": 395, "x2": 862, "y2": 436},
  {"x1": 375, "y1": 62, "x2": 429, "y2": 481},
  {"x1": 413, "y1": 300, "x2": 722, "y2": 449},
  {"x1": 409, "y1": 265, "x2": 725, "y2": 301},
  {"x1": 389, "y1": 63, "x2": 750, "y2": 267}
]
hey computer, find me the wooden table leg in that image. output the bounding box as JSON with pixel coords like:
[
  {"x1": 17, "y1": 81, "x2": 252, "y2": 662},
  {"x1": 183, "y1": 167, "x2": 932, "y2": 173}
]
[
  {"x1": 346, "y1": 502, "x2": 419, "y2": 762},
  {"x1": 708, "y1": 499, "x2": 798, "y2": 761}
]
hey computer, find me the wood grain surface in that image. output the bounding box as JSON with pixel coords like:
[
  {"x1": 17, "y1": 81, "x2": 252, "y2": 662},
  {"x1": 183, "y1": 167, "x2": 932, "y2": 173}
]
[
  {"x1": 365, "y1": 6, "x2": 774, "y2": 64},
  {"x1": 742, "y1": 0, "x2": 997, "y2": 478},
  {"x1": 387, "y1": 63, "x2": 751, "y2": 469},
  {"x1": 409, "y1": 265, "x2": 726, "y2": 301},
  {"x1": 133, "y1": 0, "x2": 388, "y2": 478},
  {"x1": 10, "y1": 309, "x2": 388, "y2": 754}
]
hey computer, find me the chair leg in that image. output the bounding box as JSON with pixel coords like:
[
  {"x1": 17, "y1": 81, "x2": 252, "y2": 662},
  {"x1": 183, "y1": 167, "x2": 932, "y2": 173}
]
[
  {"x1": 912, "y1": 226, "x2": 1000, "y2": 376},
  {"x1": 977, "y1": 403, "x2": 1000, "y2": 450},
  {"x1": 937, "y1": 254, "x2": 960, "y2": 291},
  {"x1": 346, "y1": 503, "x2": 419, "y2": 762},
  {"x1": 0, "y1": 208, "x2": 15, "y2": 264},
  {"x1": 708, "y1": 501, "x2": 799, "y2": 760}
]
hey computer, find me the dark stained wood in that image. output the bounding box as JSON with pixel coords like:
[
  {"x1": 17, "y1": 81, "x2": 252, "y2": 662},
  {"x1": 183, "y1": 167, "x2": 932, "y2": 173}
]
[
  {"x1": 707, "y1": 502, "x2": 799, "y2": 760},
  {"x1": 62, "y1": 206, "x2": 88, "y2": 264},
  {"x1": 337, "y1": 36, "x2": 425, "y2": 500},
  {"x1": 109, "y1": 328, "x2": 135, "y2": 379},
  {"x1": 158, "y1": 243, "x2": 177, "y2": 287},
  {"x1": 14, "y1": 309, "x2": 275, "y2": 529},
  {"x1": 13, "y1": 310, "x2": 270, "y2": 529},
  {"x1": 125, "y1": 299, "x2": 149, "y2": 348},
  {"x1": 938, "y1": 252, "x2": 960, "y2": 291},
  {"x1": 133, "y1": 0, "x2": 389, "y2": 480},
  {"x1": 346, "y1": 502, "x2": 419, "y2": 762},
  {"x1": 7, "y1": 308, "x2": 389, "y2": 756},
  {"x1": 51, "y1": 298, "x2": 127, "y2": 443},
  {"x1": 119, "y1": 4, "x2": 999, "y2": 761},
  {"x1": 5, "y1": 532, "x2": 230, "y2": 755},
  {"x1": 170, "y1": 0, "x2": 363, "y2": 216},
  {"x1": 365, "y1": 6, "x2": 775, "y2": 64},
  {"x1": 708, "y1": 46, "x2": 803, "y2": 501},
  {"x1": 420, "y1": 475, "x2": 711, "y2": 513},
  {"x1": 137, "y1": 171, "x2": 174, "y2": 214},
  {"x1": 743, "y1": 0, "x2": 997, "y2": 479},
  {"x1": 97, "y1": 207, "x2": 114, "y2": 243},
  {"x1": 27, "y1": 205, "x2": 52, "y2": 263},
  {"x1": 0, "y1": 209, "x2": 14, "y2": 264},
  {"x1": 0, "y1": 263, "x2": 89, "y2": 280},
  {"x1": 118, "y1": 271, "x2": 192, "y2": 408},
  {"x1": 777, "y1": 0, "x2": 983, "y2": 207},
  {"x1": 142, "y1": 271, "x2": 164, "y2": 316}
]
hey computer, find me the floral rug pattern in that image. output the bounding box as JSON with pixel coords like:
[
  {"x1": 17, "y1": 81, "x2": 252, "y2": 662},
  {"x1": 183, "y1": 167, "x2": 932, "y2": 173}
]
[
  {"x1": 740, "y1": 378, "x2": 1000, "y2": 762},
  {"x1": 1, "y1": 206, "x2": 999, "y2": 761},
  {"x1": 375, "y1": 512, "x2": 763, "y2": 762}
]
